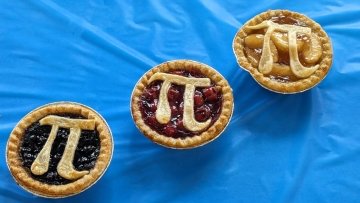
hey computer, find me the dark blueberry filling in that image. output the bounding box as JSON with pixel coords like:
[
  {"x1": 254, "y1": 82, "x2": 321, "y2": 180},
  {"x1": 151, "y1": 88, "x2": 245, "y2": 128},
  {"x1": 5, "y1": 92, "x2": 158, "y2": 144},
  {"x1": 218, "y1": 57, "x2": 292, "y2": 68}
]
[
  {"x1": 19, "y1": 113, "x2": 100, "y2": 185},
  {"x1": 139, "y1": 70, "x2": 223, "y2": 139}
]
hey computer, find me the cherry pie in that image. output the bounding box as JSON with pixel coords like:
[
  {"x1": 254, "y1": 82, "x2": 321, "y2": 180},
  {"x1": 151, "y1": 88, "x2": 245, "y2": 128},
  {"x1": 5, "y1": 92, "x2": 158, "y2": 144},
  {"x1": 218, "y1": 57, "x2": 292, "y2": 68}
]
[{"x1": 131, "y1": 60, "x2": 234, "y2": 149}]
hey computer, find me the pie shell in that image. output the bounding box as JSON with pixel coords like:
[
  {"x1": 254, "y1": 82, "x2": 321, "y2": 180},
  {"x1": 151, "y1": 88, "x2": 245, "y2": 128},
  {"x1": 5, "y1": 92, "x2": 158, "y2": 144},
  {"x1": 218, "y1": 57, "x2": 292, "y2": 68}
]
[
  {"x1": 6, "y1": 102, "x2": 113, "y2": 198},
  {"x1": 233, "y1": 10, "x2": 333, "y2": 94},
  {"x1": 131, "y1": 60, "x2": 234, "y2": 149}
]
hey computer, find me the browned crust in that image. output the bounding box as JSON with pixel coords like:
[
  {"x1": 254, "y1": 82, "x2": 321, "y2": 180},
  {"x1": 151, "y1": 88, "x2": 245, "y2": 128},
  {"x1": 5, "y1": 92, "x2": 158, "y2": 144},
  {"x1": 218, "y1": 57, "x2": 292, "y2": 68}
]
[
  {"x1": 6, "y1": 102, "x2": 113, "y2": 198},
  {"x1": 131, "y1": 60, "x2": 234, "y2": 149},
  {"x1": 233, "y1": 10, "x2": 333, "y2": 93}
]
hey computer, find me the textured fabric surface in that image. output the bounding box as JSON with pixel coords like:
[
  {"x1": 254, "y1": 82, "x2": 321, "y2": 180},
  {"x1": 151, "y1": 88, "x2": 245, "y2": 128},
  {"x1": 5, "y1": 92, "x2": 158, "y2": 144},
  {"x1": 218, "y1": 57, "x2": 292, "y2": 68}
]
[{"x1": 0, "y1": 0, "x2": 359, "y2": 202}]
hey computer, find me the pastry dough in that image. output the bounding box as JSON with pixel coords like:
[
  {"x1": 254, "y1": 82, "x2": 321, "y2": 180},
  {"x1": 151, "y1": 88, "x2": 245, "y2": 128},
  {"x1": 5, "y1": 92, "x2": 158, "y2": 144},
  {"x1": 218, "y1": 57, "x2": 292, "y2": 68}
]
[
  {"x1": 31, "y1": 116, "x2": 96, "y2": 180},
  {"x1": 148, "y1": 72, "x2": 211, "y2": 131},
  {"x1": 246, "y1": 20, "x2": 319, "y2": 78}
]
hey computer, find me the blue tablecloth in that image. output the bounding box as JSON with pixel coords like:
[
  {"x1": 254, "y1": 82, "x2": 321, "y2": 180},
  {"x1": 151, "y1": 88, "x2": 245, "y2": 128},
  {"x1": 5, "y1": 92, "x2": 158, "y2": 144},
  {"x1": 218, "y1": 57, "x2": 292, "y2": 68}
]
[{"x1": 1, "y1": 0, "x2": 359, "y2": 202}]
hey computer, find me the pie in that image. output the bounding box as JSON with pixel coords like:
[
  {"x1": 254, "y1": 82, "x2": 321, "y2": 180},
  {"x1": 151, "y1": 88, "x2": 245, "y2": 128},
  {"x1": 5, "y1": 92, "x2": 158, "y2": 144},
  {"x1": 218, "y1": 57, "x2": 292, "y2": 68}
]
[
  {"x1": 233, "y1": 10, "x2": 333, "y2": 93},
  {"x1": 131, "y1": 60, "x2": 234, "y2": 149},
  {"x1": 6, "y1": 102, "x2": 113, "y2": 198}
]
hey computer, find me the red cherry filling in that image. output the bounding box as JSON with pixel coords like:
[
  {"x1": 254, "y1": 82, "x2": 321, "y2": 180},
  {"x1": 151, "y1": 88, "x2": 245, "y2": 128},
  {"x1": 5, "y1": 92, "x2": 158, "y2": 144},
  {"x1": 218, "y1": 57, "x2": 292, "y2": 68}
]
[
  {"x1": 203, "y1": 87, "x2": 219, "y2": 102},
  {"x1": 171, "y1": 70, "x2": 185, "y2": 76},
  {"x1": 139, "y1": 70, "x2": 223, "y2": 139},
  {"x1": 144, "y1": 84, "x2": 160, "y2": 100},
  {"x1": 194, "y1": 90, "x2": 204, "y2": 106},
  {"x1": 145, "y1": 101, "x2": 157, "y2": 112},
  {"x1": 168, "y1": 87, "x2": 181, "y2": 101},
  {"x1": 174, "y1": 119, "x2": 184, "y2": 129},
  {"x1": 170, "y1": 105, "x2": 178, "y2": 115},
  {"x1": 164, "y1": 124, "x2": 176, "y2": 137},
  {"x1": 195, "y1": 105, "x2": 211, "y2": 122},
  {"x1": 170, "y1": 101, "x2": 184, "y2": 116},
  {"x1": 145, "y1": 114, "x2": 158, "y2": 127}
]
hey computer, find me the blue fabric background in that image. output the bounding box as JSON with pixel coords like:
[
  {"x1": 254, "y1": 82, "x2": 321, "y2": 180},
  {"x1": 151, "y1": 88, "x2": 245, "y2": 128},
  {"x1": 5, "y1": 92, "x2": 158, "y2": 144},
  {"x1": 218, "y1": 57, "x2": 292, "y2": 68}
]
[{"x1": 0, "y1": 0, "x2": 359, "y2": 202}]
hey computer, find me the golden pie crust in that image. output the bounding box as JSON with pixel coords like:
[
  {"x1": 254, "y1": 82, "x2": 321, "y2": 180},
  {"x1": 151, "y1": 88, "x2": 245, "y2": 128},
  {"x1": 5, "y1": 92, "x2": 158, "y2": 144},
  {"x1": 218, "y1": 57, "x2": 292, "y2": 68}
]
[
  {"x1": 131, "y1": 60, "x2": 234, "y2": 149},
  {"x1": 233, "y1": 10, "x2": 333, "y2": 93},
  {"x1": 6, "y1": 102, "x2": 113, "y2": 198}
]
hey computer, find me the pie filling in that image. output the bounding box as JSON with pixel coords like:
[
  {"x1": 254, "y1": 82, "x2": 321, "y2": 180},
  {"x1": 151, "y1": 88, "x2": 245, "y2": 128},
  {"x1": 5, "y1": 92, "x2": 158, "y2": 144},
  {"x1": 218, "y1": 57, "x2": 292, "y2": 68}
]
[
  {"x1": 20, "y1": 113, "x2": 100, "y2": 185},
  {"x1": 139, "y1": 70, "x2": 223, "y2": 139},
  {"x1": 243, "y1": 14, "x2": 323, "y2": 82}
]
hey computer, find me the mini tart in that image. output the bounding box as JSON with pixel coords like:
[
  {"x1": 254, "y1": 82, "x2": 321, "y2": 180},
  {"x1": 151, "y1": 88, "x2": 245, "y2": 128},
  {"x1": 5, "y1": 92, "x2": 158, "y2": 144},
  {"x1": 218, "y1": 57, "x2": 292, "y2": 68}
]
[
  {"x1": 233, "y1": 10, "x2": 333, "y2": 93},
  {"x1": 6, "y1": 102, "x2": 113, "y2": 198},
  {"x1": 131, "y1": 60, "x2": 233, "y2": 149}
]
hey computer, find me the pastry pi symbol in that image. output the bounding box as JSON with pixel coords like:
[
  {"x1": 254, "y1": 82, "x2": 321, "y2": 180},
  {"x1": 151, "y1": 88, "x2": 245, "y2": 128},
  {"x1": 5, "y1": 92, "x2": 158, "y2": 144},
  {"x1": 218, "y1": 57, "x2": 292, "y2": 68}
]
[
  {"x1": 149, "y1": 72, "x2": 211, "y2": 132},
  {"x1": 31, "y1": 115, "x2": 95, "y2": 180},
  {"x1": 246, "y1": 21, "x2": 319, "y2": 78}
]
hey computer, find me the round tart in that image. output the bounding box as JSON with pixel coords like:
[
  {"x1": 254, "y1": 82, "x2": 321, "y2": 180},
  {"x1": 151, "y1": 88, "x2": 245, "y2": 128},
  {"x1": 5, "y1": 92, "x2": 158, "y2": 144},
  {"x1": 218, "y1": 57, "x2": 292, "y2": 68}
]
[
  {"x1": 131, "y1": 60, "x2": 234, "y2": 149},
  {"x1": 233, "y1": 10, "x2": 333, "y2": 93},
  {"x1": 6, "y1": 102, "x2": 113, "y2": 198}
]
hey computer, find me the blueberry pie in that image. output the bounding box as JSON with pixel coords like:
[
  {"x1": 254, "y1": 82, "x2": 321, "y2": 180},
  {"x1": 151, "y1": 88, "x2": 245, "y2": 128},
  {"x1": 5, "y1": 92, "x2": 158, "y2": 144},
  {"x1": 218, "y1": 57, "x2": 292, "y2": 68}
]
[
  {"x1": 233, "y1": 10, "x2": 333, "y2": 93},
  {"x1": 6, "y1": 102, "x2": 113, "y2": 198},
  {"x1": 131, "y1": 60, "x2": 234, "y2": 149}
]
